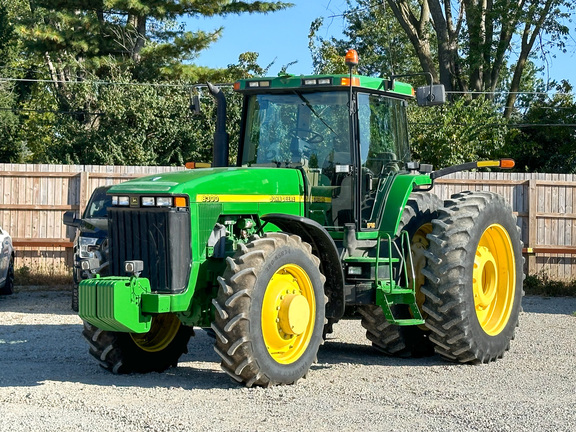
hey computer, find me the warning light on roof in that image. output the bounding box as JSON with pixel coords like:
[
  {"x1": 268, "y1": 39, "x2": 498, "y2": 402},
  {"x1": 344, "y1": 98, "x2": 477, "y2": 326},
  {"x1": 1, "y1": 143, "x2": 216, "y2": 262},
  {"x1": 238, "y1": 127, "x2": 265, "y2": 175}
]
[{"x1": 345, "y1": 49, "x2": 359, "y2": 67}]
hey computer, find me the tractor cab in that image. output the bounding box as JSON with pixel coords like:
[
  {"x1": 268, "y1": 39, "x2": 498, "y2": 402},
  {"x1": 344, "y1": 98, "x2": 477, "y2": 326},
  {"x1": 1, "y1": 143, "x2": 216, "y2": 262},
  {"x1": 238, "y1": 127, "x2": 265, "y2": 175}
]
[{"x1": 235, "y1": 74, "x2": 414, "y2": 232}]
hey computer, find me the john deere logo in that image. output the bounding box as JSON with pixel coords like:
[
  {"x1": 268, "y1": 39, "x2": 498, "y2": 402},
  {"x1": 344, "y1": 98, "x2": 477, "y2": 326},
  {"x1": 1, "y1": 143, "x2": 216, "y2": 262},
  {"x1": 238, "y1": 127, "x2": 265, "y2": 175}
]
[{"x1": 130, "y1": 197, "x2": 139, "y2": 207}]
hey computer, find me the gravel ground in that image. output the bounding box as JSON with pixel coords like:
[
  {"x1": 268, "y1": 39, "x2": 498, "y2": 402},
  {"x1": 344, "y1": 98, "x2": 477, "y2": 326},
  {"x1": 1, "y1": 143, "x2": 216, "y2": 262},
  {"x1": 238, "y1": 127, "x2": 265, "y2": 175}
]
[{"x1": 1, "y1": 289, "x2": 575, "y2": 432}]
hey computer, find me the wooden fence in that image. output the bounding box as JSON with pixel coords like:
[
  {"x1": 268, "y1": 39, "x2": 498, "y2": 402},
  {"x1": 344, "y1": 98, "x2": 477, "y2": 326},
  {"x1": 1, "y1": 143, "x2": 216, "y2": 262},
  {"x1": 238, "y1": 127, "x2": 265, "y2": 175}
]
[
  {"x1": 0, "y1": 164, "x2": 185, "y2": 276},
  {"x1": 0, "y1": 164, "x2": 574, "y2": 280}
]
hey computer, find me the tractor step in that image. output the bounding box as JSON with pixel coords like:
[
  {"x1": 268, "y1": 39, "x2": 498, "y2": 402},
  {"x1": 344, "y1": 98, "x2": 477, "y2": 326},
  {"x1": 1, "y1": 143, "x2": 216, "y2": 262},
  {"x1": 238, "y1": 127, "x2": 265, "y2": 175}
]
[{"x1": 376, "y1": 283, "x2": 425, "y2": 326}]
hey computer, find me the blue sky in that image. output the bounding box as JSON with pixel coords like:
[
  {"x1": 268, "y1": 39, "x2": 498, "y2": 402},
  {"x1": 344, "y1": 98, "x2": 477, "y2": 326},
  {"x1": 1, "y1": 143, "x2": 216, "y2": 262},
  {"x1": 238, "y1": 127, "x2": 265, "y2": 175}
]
[
  {"x1": 190, "y1": 0, "x2": 348, "y2": 75},
  {"x1": 188, "y1": 1, "x2": 576, "y2": 88}
]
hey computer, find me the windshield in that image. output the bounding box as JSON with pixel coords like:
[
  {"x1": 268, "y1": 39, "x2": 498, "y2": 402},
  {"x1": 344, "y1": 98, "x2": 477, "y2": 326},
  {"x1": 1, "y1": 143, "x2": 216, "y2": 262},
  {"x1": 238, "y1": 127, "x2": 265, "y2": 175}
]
[
  {"x1": 241, "y1": 91, "x2": 350, "y2": 168},
  {"x1": 83, "y1": 187, "x2": 112, "y2": 219}
]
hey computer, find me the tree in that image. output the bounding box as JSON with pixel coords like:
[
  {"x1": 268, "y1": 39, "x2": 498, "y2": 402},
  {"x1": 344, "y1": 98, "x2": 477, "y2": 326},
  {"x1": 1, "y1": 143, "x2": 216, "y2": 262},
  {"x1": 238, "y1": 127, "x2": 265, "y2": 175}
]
[
  {"x1": 0, "y1": 1, "x2": 27, "y2": 162},
  {"x1": 14, "y1": 1, "x2": 290, "y2": 106},
  {"x1": 313, "y1": 1, "x2": 574, "y2": 118},
  {"x1": 309, "y1": 0, "x2": 423, "y2": 77},
  {"x1": 409, "y1": 97, "x2": 508, "y2": 168},
  {"x1": 383, "y1": 0, "x2": 574, "y2": 118},
  {"x1": 0, "y1": 1, "x2": 290, "y2": 164},
  {"x1": 15, "y1": 51, "x2": 269, "y2": 166},
  {"x1": 503, "y1": 81, "x2": 576, "y2": 173}
]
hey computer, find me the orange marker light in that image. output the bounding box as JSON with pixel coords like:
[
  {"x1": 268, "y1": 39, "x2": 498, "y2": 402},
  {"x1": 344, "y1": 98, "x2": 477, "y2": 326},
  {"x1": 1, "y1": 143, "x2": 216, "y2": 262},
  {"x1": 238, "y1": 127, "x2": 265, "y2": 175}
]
[
  {"x1": 174, "y1": 197, "x2": 187, "y2": 207},
  {"x1": 233, "y1": 81, "x2": 241, "y2": 91},
  {"x1": 341, "y1": 77, "x2": 360, "y2": 86},
  {"x1": 500, "y1": 158, "x2": 515, "y2": 169},
  {"x1": 345, "y1": 49, "x2": 359, "y2": 67}
]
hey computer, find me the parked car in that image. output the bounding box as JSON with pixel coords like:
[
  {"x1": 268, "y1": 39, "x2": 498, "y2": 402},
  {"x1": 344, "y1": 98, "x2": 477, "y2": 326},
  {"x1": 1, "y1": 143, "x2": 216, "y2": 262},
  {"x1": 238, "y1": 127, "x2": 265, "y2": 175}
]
[
  {"x1": 63, "y1": 185, "x2": 112, "y2": 311},
  {"x1": 0, "y1": 226, "x2": 15, "y2": 295}
]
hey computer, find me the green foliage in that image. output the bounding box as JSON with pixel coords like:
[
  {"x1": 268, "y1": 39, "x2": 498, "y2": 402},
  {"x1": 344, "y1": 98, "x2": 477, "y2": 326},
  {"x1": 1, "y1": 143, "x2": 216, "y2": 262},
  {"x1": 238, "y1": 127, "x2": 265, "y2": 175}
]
[
  {"x1": 0, "y1": 84, "x2": 23, "y2": 161},
  {"x1": 16, "y1": 0, "x2": 291, "y2": 77},
  {"x1": 18, "y1": 59, "x2": 254, "y2": 165},
  {"x1": 503, "y1": 81, "x2": 576, "y2": 173},
  {"x1": 0, "y1": 1, "x2": 28, "y2": 162},
  {"x1": 0, "y1": 0, "x2": 289, "y2": 165},
  {"x1": 308, "y1": 0, "x2": 422, "y2": 78},
  {"x1": 409, "y1": 97, "x2": 508, "y2": 168},
  {"x1": 524, "y1": 273, "x2": 576, "y2": 297}
]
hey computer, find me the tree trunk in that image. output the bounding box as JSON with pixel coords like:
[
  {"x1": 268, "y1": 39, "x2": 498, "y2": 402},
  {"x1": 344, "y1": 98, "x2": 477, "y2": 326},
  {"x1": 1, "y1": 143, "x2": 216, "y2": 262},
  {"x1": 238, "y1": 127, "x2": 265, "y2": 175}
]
[
  {"x1": 504, "y1": 0, "x2": 554, "y2": 119},
  {"x1": 385, "y1": 0, "x2": 440, "y2": 83}
]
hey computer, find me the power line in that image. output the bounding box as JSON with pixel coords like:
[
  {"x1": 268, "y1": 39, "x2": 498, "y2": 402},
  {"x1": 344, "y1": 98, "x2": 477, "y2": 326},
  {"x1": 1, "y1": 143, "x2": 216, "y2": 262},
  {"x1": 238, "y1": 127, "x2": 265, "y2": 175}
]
[
  {"x1": 446, "y1": 90, "x2": 576, "y2": 96},
  {"x1": 0, "y1": 77, "x2": 233, "y2": 88},
  {"x1": 0, "y1": 107, "x2": 104, "y2": 116}
]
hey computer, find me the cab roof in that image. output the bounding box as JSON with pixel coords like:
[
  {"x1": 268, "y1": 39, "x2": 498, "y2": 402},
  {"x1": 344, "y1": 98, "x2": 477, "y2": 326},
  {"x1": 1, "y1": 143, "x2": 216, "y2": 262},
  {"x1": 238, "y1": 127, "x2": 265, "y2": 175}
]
[{"x1": 234, "y1": 74, "x2": 414, "y2": 98}]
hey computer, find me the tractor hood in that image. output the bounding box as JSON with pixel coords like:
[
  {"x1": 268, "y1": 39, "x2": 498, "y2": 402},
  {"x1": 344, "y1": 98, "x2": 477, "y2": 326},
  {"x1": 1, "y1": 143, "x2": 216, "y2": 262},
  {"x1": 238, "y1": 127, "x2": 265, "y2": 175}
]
[{"x1": 108, "y1": 167, "x2": 305, "y2": 202}]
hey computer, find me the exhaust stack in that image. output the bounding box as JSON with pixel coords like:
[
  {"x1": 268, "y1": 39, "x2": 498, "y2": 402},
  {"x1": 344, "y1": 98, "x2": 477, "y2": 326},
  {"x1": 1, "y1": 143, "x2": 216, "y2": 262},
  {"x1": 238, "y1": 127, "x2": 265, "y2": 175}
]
[{"x1": 207, "y1": 82, "x2": 229, "y2": 167}]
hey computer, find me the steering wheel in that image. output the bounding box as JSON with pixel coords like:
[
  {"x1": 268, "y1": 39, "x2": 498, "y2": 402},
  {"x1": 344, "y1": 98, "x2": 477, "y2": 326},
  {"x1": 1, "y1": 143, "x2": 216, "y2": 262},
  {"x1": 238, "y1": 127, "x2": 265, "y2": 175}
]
[{"x1": 289, "y1": 128, "x2": 324, "y2": 144}]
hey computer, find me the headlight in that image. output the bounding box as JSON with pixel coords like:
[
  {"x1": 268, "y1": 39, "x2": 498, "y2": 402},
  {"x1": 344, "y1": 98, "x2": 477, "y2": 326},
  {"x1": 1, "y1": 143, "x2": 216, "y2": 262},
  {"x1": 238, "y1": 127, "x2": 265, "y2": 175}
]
[
  {"x1": 156, "y1": 197, "x2": 173, "y2": 207},
  {"x1": 78, "y1": 237, "x2": 99, "y2": 258},
  {"x1": 142, "y1": 197, "x2": 155, "y2": 206}
]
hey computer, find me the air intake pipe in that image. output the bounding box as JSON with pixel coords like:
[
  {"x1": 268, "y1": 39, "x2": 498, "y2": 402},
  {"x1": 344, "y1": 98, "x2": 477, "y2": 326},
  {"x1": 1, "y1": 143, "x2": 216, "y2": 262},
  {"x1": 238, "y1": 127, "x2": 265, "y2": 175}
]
[{"x1": 207, "y1": 82, "x2": 229, "y2": 167}]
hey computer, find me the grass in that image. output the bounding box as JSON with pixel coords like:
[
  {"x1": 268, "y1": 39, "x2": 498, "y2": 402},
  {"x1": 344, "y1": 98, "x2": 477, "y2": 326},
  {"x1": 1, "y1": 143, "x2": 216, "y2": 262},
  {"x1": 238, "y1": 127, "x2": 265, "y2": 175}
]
[
  {"x1": 15, "y1": 263, "x2": 73, "y2": 286},
  {"x1": 523, "y1": 272, "x2": 576, "y2": 297}
]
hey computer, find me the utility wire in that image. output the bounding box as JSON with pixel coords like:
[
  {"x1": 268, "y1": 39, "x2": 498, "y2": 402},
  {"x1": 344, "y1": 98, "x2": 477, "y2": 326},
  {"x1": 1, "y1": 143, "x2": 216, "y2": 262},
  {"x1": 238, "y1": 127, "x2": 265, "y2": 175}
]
[{"x1": 0, "y1": 77, "x2": 234, "y2": 88}]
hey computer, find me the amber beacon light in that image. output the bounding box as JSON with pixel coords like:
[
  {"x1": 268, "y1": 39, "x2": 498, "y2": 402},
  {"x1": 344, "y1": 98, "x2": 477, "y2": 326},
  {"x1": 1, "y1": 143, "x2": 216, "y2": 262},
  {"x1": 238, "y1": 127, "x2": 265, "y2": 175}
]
[{"x1": 345, "y1": 49, "x2": 359, "y2": 67}]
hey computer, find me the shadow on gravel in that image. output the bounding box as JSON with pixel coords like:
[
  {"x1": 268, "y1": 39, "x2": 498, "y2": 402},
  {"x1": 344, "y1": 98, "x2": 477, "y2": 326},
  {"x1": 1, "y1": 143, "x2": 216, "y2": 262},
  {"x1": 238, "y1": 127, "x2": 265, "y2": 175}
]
[
  {"x1": 0, "y1": 290, "x2": 77, "y2": 315},
  {"x1": 0, "y1": 324, "x2": 236, "y2": 390},
  {"x1": 316, "y1": 338, "x2": 445, "y2": 368}
]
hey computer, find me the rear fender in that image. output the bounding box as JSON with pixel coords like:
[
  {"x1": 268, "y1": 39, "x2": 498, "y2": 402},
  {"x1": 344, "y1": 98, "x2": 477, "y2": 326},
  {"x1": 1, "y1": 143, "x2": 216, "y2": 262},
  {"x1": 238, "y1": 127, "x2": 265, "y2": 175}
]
[{"x1": 378, "y1": 175, "x2": 432, "y2": 236}]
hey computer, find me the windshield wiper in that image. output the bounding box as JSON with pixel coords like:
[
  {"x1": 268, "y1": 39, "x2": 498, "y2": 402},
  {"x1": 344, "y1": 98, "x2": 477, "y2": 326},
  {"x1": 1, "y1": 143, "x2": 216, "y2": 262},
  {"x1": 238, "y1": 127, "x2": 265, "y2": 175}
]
[{"x1": 294, "y1": 91, "x2": 341, "y2": 139}]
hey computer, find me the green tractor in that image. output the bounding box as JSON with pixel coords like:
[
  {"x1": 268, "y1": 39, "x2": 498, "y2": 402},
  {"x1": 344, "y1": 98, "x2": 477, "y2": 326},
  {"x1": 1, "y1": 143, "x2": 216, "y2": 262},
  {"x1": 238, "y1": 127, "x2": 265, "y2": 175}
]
[{"x1": 78, "y1": 50, "x2": 523, "y2": 387}]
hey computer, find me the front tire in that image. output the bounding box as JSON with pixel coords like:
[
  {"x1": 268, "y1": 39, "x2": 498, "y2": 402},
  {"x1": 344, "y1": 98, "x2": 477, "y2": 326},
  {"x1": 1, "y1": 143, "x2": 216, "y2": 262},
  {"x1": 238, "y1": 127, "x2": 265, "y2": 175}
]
[
  {"x1": 422, "y1": 191, "x2": 524, "y2": 363},
  {"x1": 82, "y1": 313, "x2": 194, "y2": 373},
  {"x1": 212, "y1": 232, "x2": 326, "y2": 387}
]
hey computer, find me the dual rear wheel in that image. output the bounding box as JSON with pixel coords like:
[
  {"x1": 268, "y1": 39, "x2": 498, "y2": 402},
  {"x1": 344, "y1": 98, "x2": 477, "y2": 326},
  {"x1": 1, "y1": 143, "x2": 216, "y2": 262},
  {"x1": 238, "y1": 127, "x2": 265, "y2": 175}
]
[{"x1": 360, "y1": 191, "x2": 523, "y2": 364}]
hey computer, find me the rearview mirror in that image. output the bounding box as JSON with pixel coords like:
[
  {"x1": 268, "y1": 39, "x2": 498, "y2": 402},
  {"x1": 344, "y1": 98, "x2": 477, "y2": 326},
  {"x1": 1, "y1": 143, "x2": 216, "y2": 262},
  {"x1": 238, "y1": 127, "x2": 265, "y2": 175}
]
[{"x1": 416, "y1": 84, "x2": 446, "y2": 106}]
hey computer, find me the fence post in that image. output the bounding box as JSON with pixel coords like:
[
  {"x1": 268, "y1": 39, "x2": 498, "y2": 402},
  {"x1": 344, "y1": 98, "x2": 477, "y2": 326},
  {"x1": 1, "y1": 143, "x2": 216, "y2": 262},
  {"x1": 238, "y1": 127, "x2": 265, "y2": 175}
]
[
  {"x1": 79, "y1": 171, "x2": 90, "y2": 217},
  {"x1": 527, "y1": 179, "x2": 537, "y2": 275}
]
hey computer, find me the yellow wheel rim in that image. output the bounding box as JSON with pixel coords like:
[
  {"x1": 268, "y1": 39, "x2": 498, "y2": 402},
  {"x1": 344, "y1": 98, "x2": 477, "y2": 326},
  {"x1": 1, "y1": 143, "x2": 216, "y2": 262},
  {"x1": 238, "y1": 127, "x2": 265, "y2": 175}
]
[
  {"x1": 261, "y1": 264, "x2": 316, "y2": 365},
  {"x1": 473, "y1": 224, "x2": 516, "y2": 336},
  {"x1": 130, "y1": 313, "x2": 181, "y2": 353}
]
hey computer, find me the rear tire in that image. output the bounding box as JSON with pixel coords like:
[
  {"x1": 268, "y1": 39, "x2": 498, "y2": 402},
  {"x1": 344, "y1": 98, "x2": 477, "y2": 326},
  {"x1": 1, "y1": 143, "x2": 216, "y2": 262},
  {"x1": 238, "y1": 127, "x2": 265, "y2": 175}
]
[
  {"x1": 359, "y1": 192, "x2": 441, "y2": 357},
  {"x1": 422, "y1": 191, "x2": 524, "y2": 363},
  {"x1": 82, "y1": 314, "x2": 193, "y2": 373},
  {"x1": 212, "y1": 232, "x2": 326, "y2": 387}
]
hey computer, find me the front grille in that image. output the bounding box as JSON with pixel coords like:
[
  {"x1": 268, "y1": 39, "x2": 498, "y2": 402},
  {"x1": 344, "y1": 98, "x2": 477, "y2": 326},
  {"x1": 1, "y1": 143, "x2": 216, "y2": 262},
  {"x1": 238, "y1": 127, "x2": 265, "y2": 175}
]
[{"x1": 109, "y1": 207, "x2": 191, "y2": 293}]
